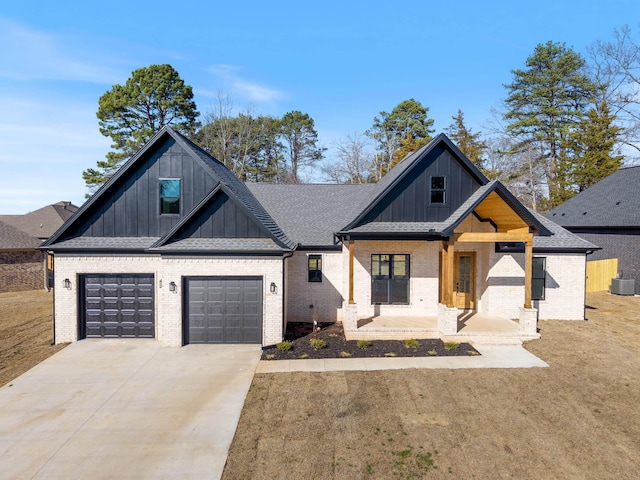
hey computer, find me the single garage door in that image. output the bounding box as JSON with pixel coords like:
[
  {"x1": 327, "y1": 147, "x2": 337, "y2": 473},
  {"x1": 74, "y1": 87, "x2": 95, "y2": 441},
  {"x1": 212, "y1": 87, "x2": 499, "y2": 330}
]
[
  {"x1": 81, "y1": 274, "x2": 155, "y2": 338},
  {"x1": 186, "y1": 277, "x2": 262, "y2": 344}
]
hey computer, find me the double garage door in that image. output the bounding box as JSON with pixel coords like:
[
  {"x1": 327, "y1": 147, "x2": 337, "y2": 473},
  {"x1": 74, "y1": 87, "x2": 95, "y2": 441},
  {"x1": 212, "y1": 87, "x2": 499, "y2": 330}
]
[{"x1": 81, "y1": 274, "x2": 262, "y2": 344}]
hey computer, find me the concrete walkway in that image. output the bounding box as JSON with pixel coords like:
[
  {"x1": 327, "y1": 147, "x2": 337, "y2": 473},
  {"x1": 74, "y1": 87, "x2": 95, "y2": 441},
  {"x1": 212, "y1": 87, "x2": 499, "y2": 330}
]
[
  {"x1": 0, "y1": 340, "x2": 261, "y2": 480},
  {"x1": 256, "y1": 345, "x2": 548, "y2": 373}
]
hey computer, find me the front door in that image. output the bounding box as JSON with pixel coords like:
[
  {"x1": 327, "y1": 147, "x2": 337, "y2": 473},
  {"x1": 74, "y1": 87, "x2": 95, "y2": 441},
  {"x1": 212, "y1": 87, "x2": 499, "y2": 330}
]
[{"x1": 455, "y1": 252, "x2": 476, "y2": 309}]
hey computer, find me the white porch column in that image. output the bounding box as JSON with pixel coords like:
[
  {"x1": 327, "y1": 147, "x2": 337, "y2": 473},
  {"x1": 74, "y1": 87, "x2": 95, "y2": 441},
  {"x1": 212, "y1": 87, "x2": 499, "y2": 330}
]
[
  {"x1": 519, "y1": 306, "x2": 538, "y2": 336},
  {"x1": 438, "y1": 303, "x2": 459, "y2": 335},
  {"x1": 342, "y1": 302, "x2": 359, "y2": 332}
]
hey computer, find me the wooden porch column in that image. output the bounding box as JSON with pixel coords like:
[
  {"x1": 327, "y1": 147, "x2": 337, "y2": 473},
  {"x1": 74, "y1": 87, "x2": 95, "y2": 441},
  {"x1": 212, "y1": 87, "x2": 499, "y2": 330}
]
[
  {"x1": 348, "y1": 241, "x2": 355, "y2": 304},
  {"x1": 443, "y1": 241, "x2": 455, "y2": 308},
  {"x1": 524, "y1": 238, "x2": 533, "y2": 309}
]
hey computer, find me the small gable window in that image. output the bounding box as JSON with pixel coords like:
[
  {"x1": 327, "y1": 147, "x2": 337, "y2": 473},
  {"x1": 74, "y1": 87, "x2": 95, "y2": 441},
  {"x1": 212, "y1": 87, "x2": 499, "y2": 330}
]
[
  {"x1": 160, "y1": 179, "x2": 180, "y2": 214},
  {"x1": 532, "y1": 257, "x2": 546, "y2": 301},
  {"x1": 430, "y1": 176, "x2": 446, "y2": 204},
  {"x1": 308, "y1": 255, "x2": 322, "y2": 282}
]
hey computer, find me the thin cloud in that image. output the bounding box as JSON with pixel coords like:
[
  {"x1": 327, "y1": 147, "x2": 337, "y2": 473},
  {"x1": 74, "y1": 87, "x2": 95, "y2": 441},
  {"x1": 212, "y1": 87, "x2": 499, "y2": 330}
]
[
  {"x1": 206, "y1": 64, "x2": 285, "y2": 103},
  {"x1": 0, "y1": 18, "x2": 123, "y2": 83}
]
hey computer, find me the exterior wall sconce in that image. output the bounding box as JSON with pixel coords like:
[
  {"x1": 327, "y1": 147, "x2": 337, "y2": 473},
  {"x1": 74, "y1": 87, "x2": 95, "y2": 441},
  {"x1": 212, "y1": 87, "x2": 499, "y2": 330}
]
[
  {"x1": 63, "y1": 278, "x2": 71, "y2": 289},
  {"x1": 270, "y1": 282, "x2": 277, "y2": 294},
  {"x1": 169, "y1": 281, "x2": 177, "y2": 293}
]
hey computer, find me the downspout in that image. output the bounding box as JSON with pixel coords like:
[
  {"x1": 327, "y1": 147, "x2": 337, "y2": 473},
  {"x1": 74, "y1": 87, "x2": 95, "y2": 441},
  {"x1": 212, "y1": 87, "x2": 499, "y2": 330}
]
[
  {"x1": 584, "y1": 249, "x2": 596, "y2": 320},
  {"x1": 282, "y1": 250, "x2": 295, "y2": 340},
  {"x1": 48, "y1": 250, "x2": 56, "y2": 345}
]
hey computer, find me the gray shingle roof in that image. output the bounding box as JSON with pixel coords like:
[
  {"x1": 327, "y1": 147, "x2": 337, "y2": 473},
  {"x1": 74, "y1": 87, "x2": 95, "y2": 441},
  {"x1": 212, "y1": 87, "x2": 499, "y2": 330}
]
[
  {"x1": 247, "y1": 183, "x2": 375, "y2": 246},
  {"x1": 546, "y1": 166, "x2": 640, "y2": 228},
  {"x1": 149, "y1": 238, "x2": 283, "y2": 252},
  {"x1": 530, "y1": 211, "x2": 599, "y2": 251},
  {"x1": 45, "y1": 237, "x2": 159, "y2": 251},
  {"x1": 0, "y1": 201, "x2": 78, "y2": 241},
  {"x1": 0, "y1": 220, "x2": 42, "y2": 250}
]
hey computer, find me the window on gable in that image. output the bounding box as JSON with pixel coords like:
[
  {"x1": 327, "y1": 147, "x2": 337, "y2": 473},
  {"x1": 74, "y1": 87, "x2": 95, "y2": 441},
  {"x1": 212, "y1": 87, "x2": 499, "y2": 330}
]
[
  {"x1": 160, "y1": 179, "x2": 180, "y2": 214},
  {"x1": 532, "y1": 257, "x2": 546, "y2": 300},
  {"x1": 371, "y1": 254, "x2": 409, "y2": 304},
  {"x1": 308, "y1": 255, "x2": 322, "y2": 282},
  {"x1": 430, "y1": 176, "x2": 446, "y2": 204}
]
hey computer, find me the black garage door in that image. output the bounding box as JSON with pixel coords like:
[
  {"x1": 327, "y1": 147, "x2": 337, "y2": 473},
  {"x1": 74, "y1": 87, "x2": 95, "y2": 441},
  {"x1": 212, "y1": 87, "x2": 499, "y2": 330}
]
[
  {"x1": 185, "y1": 277, "x2": 262, "y2": 344},
  {"x1": 81, "y1": 274, "x2": 155, "y2": 338}
]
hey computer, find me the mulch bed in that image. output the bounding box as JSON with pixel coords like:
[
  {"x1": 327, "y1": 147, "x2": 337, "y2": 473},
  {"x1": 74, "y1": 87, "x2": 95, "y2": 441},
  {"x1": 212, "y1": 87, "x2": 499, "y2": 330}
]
[{"x1": 261, "y1": 322, "x2": 479, "y2": 360}]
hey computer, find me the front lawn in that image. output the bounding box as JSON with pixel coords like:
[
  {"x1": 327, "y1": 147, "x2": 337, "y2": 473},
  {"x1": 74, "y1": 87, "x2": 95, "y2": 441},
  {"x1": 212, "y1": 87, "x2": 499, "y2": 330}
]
[{"x1": 223, "y1": 292, "x2": 640, "y2": 479}]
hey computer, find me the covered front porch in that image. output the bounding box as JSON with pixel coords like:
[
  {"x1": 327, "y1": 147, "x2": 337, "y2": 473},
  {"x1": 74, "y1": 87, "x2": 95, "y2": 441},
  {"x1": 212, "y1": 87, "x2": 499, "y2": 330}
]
[{"x1": 339, "y1": 185, "x2": 546, "y2": 345}]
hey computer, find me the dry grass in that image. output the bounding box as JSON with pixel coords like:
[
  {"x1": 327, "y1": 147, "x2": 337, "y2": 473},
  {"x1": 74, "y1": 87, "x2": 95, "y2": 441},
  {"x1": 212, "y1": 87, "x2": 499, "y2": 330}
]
[
  {"x1": 0, "y1": 290, "x2": 67, "y2": 387},
  {"x1": 223, "y1": 292, "x2": 640, "y2": 479}
]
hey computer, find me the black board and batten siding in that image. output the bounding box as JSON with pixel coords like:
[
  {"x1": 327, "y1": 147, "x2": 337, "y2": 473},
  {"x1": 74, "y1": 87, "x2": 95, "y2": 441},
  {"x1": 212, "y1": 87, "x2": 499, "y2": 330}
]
[
  {"x1": 172, "y1": 191, "x2": 270, "y2": 240},
  {"x1": 361, "y1": 144, "x2": 482, "y2": 224},
  {"x1": 67, "y1": 138, "x2": 219, "y2": 239}
]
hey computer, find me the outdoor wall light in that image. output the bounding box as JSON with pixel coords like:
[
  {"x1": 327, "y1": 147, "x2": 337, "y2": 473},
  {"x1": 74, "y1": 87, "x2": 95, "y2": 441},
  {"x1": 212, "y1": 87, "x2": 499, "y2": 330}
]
[
  {"x1": 63, "y1": 278, "x2": 71, "y2": 289},
  {"x1": 169, "y1": 281, "x2": 177, "y2": 293},
  {"x1": 270, "y1": 282, "x2": 277, "y2": 294}
]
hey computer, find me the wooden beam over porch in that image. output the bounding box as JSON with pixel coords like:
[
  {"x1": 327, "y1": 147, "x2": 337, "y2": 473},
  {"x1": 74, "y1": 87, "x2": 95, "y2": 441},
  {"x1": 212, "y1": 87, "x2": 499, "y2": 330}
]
[{"x1": 455, "y1": 231, "x2": 533, "y2": 243}]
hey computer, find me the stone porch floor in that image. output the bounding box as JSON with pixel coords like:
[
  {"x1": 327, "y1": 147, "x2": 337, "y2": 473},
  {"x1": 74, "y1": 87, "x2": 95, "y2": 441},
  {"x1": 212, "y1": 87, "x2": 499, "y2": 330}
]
[{"x1": 346, "y1": 311, "x2": 530, "y2": 345}]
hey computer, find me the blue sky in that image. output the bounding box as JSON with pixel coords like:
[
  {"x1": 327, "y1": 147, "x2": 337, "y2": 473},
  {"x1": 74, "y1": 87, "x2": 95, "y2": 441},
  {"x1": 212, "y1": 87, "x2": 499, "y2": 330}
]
[{"x1": 1, "y1": 0, "x2": 637, "y2": 213}]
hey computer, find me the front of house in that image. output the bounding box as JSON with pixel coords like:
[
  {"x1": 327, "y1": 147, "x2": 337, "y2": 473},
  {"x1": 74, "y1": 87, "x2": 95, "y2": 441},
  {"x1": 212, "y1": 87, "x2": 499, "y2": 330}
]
[{"x1": 42, "y1": 127, "x2": 596, "y2": 347}]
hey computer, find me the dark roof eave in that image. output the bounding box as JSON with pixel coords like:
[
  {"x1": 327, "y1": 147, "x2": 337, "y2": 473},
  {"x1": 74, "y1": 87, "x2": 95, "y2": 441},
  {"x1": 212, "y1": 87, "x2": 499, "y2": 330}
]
[
  {"x1": 146, "y1": 249, "x2": 290, "y2": 255},
  {"x1": 40, "y1": 247, "x2": 150, "y2": 253},
  {"x1": 295, "y1": 244, "x2": 343, "y2": 251},
  {"x1": 533, "y1": 246, "x2": 602, "y2": 253},
  {"x1": 337, "y1": 231, "x2": 446, "y2": 241}
]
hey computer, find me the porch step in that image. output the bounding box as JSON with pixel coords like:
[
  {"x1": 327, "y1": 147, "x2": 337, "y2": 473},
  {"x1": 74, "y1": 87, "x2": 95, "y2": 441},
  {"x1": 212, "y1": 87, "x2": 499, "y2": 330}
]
[
  {"x1": 463, "y1": 336, "x2": 524, "y2": 346},
  {"x1": 345, "y1": 328, "x2": 440, "y2": 341}
]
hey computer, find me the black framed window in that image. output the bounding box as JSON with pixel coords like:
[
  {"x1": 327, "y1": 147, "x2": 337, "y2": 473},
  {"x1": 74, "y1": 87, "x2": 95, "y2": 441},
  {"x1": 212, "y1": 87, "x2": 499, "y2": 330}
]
[
  {"x1": 371, "y1": 254, "x2": 409, "y2": 304},
  {"x1": 430, "y1": 176, "x2": 446, "y2": 204},
  {"x1": 308, "y1": 255, "x2": 322, "y2": 282},
  {"x1": 495, "y1": 242, "x2": 525, "y2": 253},
  {"x1": 532, "y1": 257, "x2": 546, "y2": 300},
  {"x1": 160, "y1": 179, "x2": 180, "y2": 214}
]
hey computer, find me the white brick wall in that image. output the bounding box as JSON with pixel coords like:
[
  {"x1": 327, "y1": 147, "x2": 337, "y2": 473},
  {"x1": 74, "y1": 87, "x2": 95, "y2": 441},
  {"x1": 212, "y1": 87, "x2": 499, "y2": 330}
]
[
  {"x1": 485, "y1": 251, "x2": 586, "y2": 320},
  {"x1": 53, "y1": 254, "x2": 284, "y2": 347},
  {"x1": 285, "y1": 251, "x2": 343, "y2": 323}
]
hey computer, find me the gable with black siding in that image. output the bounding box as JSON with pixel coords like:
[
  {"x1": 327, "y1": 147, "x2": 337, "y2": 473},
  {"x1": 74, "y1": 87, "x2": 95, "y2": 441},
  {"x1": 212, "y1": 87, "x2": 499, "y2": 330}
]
[
  {"x1": 63, "y1": 136, "x2": 218, "y2": 240},
  {"x1": 359, "y1": 142, "x2": 484, "y2": 225}
]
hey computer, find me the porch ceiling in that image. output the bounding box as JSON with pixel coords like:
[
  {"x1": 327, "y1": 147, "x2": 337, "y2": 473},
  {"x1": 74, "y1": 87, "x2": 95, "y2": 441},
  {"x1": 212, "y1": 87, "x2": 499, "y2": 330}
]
[{"x1": 473, "y1": 191, "x2": 529, "y2": 233}]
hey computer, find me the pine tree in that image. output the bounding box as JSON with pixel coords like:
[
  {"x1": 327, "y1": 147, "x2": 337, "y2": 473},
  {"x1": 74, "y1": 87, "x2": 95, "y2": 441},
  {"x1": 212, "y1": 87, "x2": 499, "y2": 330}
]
[
  {"x1": 368, "y1": 99, "x2": 435, "y2": 177},
  {"x1": 564, "y1": 101, "x2": 624, "y2": 197},
  {"x1": 84, "y1": 64, "x2": 198, "y2": 194},
  {"x1": 503, "y1": 41, "x2": 599, "y2": 209},
  {"x1": 444, "y1": 109, "x2": 488, "y2": 171}
]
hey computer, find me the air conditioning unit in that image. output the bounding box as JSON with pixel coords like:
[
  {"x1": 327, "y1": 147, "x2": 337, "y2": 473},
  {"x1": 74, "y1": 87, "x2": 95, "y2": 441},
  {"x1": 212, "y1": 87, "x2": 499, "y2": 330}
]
[{"x1": 610, "y1": 278, "x2": 635, "y2": 296}]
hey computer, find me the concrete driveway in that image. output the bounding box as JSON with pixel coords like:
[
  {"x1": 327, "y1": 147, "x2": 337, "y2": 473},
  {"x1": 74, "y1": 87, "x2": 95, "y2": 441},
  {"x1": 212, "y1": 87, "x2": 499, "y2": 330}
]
[{"x1": 0, "y1": 340, "x2": 261, "y2": 479}]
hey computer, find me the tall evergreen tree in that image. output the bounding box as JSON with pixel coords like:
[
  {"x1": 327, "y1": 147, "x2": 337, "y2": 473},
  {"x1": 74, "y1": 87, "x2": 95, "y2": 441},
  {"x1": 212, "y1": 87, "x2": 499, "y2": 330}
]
[
  {"x1": 367, "y1": 99, "x2": 435, "y2": 178},
  {"x1": 84, "y1": 64, "x2": 199, "y2": 194},
  {"x1": 503, "y1": 41, "x2": 599, "y2": 209},
  {"x1": 279, "y1": 111, "x2": 325, "y2": 183},
  {"x1": 563, "y1": 101, "x2": 624, "y2": 197},
  {"x1": 444, "y1": 109, "x2": 488, "y2": 171}
]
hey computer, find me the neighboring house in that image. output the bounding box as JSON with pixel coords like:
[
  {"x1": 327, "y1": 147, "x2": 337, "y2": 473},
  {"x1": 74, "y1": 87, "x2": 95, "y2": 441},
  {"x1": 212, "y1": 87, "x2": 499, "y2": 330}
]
[
  {"x1": 0, "y1": 202, "x2": 78, "y2": 292},
  {"x1": 546, "y1": 166, "x2": 640, "y2": 294},
  {"x1": 42, "y1": 127, "x2": 595, "y2": 347}
]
